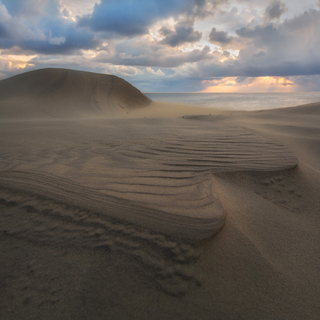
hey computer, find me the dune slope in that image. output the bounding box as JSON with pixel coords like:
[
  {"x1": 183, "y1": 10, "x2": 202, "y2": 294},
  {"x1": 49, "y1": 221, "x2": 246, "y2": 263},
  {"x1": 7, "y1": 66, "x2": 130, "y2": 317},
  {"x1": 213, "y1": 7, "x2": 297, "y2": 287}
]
[{"x1": 0, "y1": 68, "x2": 151, "y2": 119}]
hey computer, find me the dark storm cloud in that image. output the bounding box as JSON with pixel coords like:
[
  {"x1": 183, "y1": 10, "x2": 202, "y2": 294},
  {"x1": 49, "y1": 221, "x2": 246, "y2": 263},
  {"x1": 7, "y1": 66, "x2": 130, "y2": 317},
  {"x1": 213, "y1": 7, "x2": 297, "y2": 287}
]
[
  {"x1": 0, "y1": 23, "x2": 8, "y2": 38},
  {"x1": 236, "y1": 24, "x2": 282, "y2": 47},
  {"x1": 25, "y1": 18, "x2": 100, "y2": 54},
  {"x1": 0, "y1": 39, "x2": 14, "y2": 49},
  {"x1": 265, "y1": 0, "x2": 287, "y2": 20},
  {"x1": 209, "y1": 28, "x2": 234, "y2": 44},
  {"x1": 185, "y1": 56, "x2": 320, "y2": 82},
  {"x1": 160, "y1": 25, "x2": 202, "y2": 47},
  {"x1": 79, "y1": 0, "x2": 188, "y2": 36},
  {"x1": 19, "y1": 34, "x2": 98, "y2": 55},
  {"x1": 200, "y1": 60, "x2": 320, "y2": 78},
  {"x1": 79, "y1": 0, "x2": 221, "y2": 37}
]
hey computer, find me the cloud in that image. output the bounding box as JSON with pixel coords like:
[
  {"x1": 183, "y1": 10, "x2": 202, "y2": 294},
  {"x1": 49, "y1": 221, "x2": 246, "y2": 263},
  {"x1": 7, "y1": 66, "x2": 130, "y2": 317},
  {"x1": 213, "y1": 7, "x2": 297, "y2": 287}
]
[
  {"x1": 79, "y1": 0, "x2": 222, "y2": 37},
  {"x1": 146, "y1": 67, "x2": 165, "y2": 76},
  {"x1": 19, "y1": 23, "x2": 98, "y2": 54},
  {"x1": 187, "y1": 8, "x2": 320, "y2": 79},
  {"x1": 209, "y1": 27, "x2": 234, "y2": 44},
  {"x1": 265, "y1": 0, "x2": 287, "y2": 21},
  {"x1": 48, "y1": 35, "x2": 66, "y2": 45},
  {"x1": 0, "y1": 2, "x2": 11, "y2": 21},
  {"x1": 236, "y1": 23, "x2": 280, "y2": 46},
  {"x1": 0, "y1": 23, "x2": 8, "y2": 38},
  {"x1": 0, "y1": 0, "x2": 320, "y2": 94},
  {"x1": 223, "y1": 50, "x2": 231, "y2": 57},
  {"x1": 86, "y1": 6, "x2": 320, "y2": 90},
  {"x1": 79, "y1": 0, "x2": 186, "y2": 36},
  {"x1": 236, "y1": 8, "x2": 320, "y2": 61},
  {"x1": 160, "y1": 24, "x2": 202, "y2": 47},
  {"x1": 194, "y1": 55, "x2": 320, "y2": 79},
  {"x1": 96, "y1": 41, "x2": 212, "y2": 68},
  {"x1": 292, "y1": 74, "x2": 320, "y2": 91},
  {"x1": 0, "y1": 1, "x2": 100, "y2": 54},
  {"x1": 1, "y1": 0, "x2": 48, "y2": 17},
  {"x1": 59, "y1": 0, "x2": 97, "y2": 17},
  {"x1": 0, "y1": 0, "x2": 221, "y2": 56}
]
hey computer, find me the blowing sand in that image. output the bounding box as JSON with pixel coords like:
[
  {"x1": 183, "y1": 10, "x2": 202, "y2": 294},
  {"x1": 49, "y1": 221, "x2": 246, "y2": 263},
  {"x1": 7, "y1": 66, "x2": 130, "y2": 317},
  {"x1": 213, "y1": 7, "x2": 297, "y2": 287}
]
[{"x1": 1, "y1": 69, "x2": 320, "y2": 319}]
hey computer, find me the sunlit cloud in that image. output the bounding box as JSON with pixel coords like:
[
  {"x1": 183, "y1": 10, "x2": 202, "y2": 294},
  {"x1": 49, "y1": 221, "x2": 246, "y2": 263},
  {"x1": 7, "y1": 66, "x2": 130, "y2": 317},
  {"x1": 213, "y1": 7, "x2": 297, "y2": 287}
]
[
  {"x1": 146, "y1": 67, "x2": 165, "y2": 76},
  {"x1": 0, "y1": 51, "x2": 37, "y2": 70}
]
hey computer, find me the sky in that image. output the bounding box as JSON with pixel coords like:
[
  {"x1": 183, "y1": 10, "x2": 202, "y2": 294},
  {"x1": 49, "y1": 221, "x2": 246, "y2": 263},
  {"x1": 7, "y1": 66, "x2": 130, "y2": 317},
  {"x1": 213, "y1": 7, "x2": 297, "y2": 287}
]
[{"x1": 0, "y1": 0, "x2": 320, "y2": 92}]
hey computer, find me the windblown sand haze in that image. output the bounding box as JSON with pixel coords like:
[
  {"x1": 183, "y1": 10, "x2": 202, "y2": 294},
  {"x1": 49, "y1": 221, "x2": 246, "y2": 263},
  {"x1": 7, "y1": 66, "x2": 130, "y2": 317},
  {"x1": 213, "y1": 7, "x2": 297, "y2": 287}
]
[{"x1": 1, "y1": 68, "x2": 320, "y2": 319}]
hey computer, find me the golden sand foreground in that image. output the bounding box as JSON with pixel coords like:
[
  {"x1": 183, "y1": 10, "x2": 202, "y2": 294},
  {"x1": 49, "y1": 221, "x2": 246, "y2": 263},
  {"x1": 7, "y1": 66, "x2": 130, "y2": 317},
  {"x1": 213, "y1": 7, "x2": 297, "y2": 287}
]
[{"x1": 1, "y1": 69, "x2": 320, "y2": 319}]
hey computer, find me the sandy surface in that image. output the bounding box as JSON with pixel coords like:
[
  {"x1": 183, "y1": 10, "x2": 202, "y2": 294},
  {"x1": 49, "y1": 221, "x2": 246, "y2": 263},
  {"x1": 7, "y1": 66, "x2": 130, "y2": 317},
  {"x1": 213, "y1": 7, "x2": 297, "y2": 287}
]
[{"x1": 1, "y1": 69, "x2": 320, "y2": 319}]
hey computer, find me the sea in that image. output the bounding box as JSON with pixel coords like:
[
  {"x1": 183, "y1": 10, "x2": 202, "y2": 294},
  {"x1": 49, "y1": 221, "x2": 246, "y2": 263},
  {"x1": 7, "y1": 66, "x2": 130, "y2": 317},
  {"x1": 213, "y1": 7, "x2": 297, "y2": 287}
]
[{"x1": 145, "y1": 92, "x2": 320, "y2": 111}]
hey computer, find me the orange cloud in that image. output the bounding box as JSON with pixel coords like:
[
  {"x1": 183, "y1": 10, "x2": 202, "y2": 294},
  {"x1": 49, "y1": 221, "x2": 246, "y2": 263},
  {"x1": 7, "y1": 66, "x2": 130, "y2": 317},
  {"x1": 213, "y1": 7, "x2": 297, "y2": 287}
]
[
  {"x1": 0, "y1": 52, "x2": 36, "y2": 70},
  {"x1": 202, "y1": 76, "x2": 295, "y2": 93}
]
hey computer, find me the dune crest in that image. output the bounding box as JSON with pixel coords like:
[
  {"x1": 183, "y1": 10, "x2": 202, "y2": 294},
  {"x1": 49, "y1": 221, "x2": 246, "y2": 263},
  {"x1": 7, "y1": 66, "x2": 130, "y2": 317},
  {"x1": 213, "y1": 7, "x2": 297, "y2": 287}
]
[{"x1": 0, "y1": 68, "x2": 151, "y2": 119}]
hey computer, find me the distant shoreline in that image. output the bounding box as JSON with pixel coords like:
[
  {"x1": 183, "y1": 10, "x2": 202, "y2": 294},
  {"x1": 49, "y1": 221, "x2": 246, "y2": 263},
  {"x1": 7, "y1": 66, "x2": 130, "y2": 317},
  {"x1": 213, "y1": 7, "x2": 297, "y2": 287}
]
[{"x1": 145, "y1": 92, "x2": 320, "y2": 111}]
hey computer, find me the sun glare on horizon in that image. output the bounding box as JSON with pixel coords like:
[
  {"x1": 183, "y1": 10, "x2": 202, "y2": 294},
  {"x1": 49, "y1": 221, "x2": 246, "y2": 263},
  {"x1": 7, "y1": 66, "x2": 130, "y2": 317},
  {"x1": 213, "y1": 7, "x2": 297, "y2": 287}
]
[{"x1": 201, "y1": 77, "x2": 296, "y2": 93}]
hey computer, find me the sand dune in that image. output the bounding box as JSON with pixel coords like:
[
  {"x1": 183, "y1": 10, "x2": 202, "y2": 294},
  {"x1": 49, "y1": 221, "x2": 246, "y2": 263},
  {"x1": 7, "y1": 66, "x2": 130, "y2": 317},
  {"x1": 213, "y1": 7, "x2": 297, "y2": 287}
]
[
  {"x1": 1, "y1": 69, "x2": 319, "y2": 319},
  {"x1": 0, "y1": 68, "x2": 151, "y2": 119}
]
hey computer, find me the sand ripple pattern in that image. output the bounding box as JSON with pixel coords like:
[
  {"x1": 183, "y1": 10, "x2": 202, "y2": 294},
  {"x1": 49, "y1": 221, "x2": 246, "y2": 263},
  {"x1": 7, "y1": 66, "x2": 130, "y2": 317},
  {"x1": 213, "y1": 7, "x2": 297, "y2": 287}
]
[
  {"x1": 112, "y1": 126, "x2": 297, "y2": 172},
  {"x1": 0, "y1": 119, "x2": 298, "y2": 296},
  {"x1": 0, "y1": 124, "x2": 298, "y2": 240}
]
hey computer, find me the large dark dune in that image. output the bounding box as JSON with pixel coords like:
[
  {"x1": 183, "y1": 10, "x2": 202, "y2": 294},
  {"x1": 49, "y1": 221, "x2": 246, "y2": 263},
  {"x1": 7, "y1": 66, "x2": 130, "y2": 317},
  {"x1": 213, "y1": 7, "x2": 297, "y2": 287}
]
[{"x1": 0, "y1": 68, "x2": 151, "y2": 119}]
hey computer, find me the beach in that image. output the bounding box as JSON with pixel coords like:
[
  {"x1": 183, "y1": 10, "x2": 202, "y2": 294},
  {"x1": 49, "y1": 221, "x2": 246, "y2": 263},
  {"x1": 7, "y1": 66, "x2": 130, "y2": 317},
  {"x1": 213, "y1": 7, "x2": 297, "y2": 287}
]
[{"x1": 1, "y1": 69, "x2": 320, "y2": 319}]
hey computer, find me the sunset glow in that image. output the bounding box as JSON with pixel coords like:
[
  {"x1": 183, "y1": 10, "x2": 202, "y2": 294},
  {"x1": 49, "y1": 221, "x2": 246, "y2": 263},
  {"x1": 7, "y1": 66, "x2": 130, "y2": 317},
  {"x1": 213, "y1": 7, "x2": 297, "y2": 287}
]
[{"x1": 202, "y1": 77, "x2": 295, "y2": 93}]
